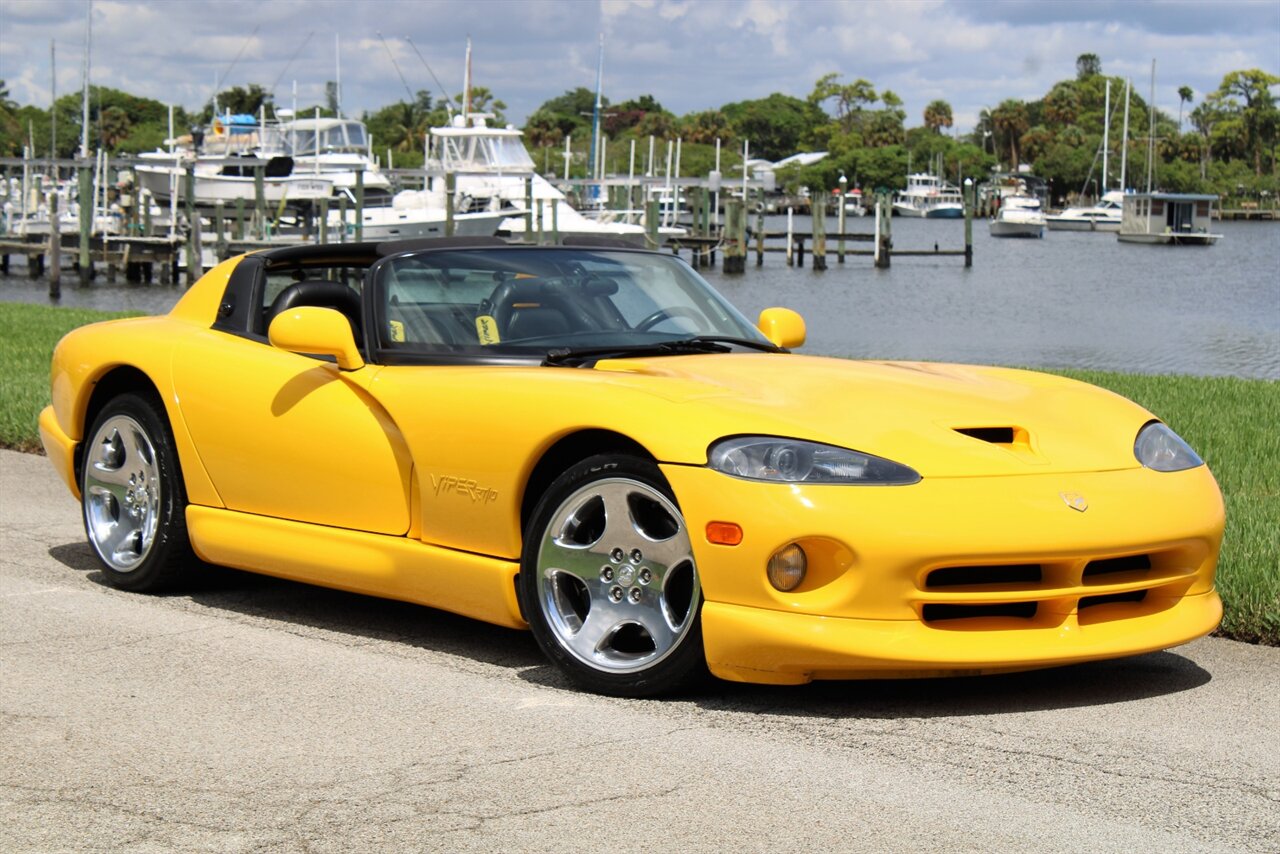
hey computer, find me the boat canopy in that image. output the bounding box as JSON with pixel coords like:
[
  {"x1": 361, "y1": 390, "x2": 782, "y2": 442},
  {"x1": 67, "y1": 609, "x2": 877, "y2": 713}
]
[{"x1": 285, "y1": 120, "x2": 369, "y2": 155}]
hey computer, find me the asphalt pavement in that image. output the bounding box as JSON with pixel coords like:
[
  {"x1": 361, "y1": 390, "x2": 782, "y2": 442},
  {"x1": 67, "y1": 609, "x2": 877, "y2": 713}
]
[{"x1": 2, "y1": 448, "x2": 1277, "y2": 852}]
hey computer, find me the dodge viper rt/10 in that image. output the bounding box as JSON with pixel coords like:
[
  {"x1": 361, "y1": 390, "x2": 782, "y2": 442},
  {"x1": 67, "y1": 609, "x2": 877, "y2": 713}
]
[{"x1": 39, "y1": 237, "x2": 1224, "y2": 696}]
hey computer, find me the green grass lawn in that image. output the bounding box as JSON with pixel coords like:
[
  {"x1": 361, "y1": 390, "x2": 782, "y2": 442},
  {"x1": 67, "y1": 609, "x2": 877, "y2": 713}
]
[
  {"x1": 0, "y1": 303, "x2": 139, "y2": 452},
  {"x1": 2, "y1": 302, "x2": 1276, "y2": 643}
]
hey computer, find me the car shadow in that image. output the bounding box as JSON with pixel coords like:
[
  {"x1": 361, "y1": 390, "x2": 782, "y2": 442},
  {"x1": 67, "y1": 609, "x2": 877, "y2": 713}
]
[
  {"x1": 49, "y1": 542, "x2": 1212, "y2": 717},
  {"x1": 48, "y1": 541, "x2": 545, "y2": 672}
]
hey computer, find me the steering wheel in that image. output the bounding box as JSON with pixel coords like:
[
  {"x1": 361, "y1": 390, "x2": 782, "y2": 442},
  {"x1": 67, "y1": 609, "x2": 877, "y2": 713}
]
[{"x1": 635, "y1": 305, "x2": 704, "y2": 332}]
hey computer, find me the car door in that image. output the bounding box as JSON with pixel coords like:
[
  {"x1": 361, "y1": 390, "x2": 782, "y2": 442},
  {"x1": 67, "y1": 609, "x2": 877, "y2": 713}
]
[{"x1": 172, "y1": 304, "x2": 412, "y2": 537}]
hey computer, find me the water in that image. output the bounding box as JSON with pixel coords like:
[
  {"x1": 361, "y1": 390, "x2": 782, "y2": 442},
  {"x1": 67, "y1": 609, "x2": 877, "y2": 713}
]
[{"x1": 2, "y1": 217, "x2": 1277, "y2": 379}]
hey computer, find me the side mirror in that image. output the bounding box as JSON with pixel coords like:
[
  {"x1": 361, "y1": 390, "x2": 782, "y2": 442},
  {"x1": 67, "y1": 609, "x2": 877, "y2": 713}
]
[
  {"x1": 757, "y1": 307, "x2": 806, "y2": 350},
  {"x1": 268, "y1": 306, "x2": 365, "y2": 371}
]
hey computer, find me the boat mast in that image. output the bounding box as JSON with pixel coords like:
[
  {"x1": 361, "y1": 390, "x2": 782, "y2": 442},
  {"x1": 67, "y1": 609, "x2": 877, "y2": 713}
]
[
  {"x1": 335, "y1": 33, "x2": 342, "y2": 118},
  {"x1": 462, "y1": 38, "x2": 472, "y2": 122},
  {"x1": 50, "y1": 40, "x2": 56, "y2": 162},
  {"x1": 1120, "y1": 78, "x2": 1131, "y2": 192},
  {"x1": 80, "y1": 2, "x2": 91, "y2": 159},
  {"x1": 590, "y1": 33, "x2": 604, "y2": 182},
  {"x1": 1146, "y1": 59, "x2": 1156, "y2": 193},
  {"x1": 1102, "y1": 79, "x2": 1110, "y2": 194}
]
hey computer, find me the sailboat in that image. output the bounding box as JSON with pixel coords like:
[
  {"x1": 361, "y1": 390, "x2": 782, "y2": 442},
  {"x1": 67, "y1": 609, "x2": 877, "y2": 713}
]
[{"x1": 1047, "y1": 79, "x2": 1124, "y2": 232}]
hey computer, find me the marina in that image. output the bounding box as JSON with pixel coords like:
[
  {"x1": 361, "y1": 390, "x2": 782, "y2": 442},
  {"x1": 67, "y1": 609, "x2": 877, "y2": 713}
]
[{"x1": 3, "y1": 215, "x2": 1275, "y2": 381}]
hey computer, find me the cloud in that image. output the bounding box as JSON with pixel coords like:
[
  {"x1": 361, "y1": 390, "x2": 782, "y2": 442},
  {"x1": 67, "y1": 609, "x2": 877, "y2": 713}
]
[{"x1": 0, "y1": 0, "x2": 1275, "y2": 135}]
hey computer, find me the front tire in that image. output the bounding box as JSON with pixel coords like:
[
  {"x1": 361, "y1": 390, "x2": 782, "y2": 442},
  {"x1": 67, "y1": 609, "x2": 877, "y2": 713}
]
[
  {"x1": 519, "y1": 455, "x2": 705, "y2": 697},
  {"x1": 81, "y1": 392, "x2": 195, "y2": 592}
]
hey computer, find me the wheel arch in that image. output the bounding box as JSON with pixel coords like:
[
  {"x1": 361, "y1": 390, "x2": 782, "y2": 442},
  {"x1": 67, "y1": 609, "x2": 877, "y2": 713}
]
[
  {"x1": 76, "y1": 365, "x2": 166, "y2": 486},
  {"x1": 74, "y1": 363, "x2": 222, "y2": 509},
  {"x1": 519, "y1": 429, "x2": 657, "y2": 540}
]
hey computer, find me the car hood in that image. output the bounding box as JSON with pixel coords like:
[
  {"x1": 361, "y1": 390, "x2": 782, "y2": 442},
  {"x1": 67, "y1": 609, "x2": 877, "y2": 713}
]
[{"x1": 584, "y1": 353, "x2": 1153, "y2": 477}]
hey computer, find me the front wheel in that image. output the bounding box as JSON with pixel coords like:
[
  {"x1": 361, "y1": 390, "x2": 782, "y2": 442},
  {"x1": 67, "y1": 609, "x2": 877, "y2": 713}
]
[
  {"x1": 519, "y1": 455, "x2": 705, "y2": 697},
  {"x1": 81, "y1": 392, "x2": 195, "y2": 592}
]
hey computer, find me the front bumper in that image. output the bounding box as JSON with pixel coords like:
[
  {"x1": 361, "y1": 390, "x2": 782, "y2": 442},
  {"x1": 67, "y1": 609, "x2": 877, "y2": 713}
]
[
  {"x1": 661, "y1": 463, "x2": 1224, "y2": 685},
  {"x1": 39, "y1": 405, "x2": 80, "y2": 500}
]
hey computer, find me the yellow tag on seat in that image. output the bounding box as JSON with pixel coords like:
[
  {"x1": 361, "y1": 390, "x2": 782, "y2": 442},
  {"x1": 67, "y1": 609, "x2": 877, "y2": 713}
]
[
  {"x1": 388, "y1": 319, "x2": 405, "y2": 342},
  {"x1": 475, "y1": 315, "x2": 501, "y2": 345}
]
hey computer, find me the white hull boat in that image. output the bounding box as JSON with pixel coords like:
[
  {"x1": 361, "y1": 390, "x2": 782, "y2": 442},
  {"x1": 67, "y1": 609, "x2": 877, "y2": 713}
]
[
  {"x1": 1045, "y1": 191, "x2": 1124, "y2": 232},
  {"x1": 894, "y1": 173, "x2": 965, "y2": 218},
  {"x1": 989, "y1": 194, "x2": 1046, "y2": 238}
]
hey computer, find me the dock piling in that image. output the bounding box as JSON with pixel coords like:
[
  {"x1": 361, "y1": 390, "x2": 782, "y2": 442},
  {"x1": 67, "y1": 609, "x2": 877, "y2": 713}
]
[
  {"x1": 723, "y1": 198, "x2": 745, "y2": 274},
  {"x1": 355, "y1": 171, "x2": 365, "y2": 243},
  {"x1": 47, "y1": 191, "x2": 60, "y2": 298},
  {"x1": 78, "y1": 163, "x2": 92, "y2": 284},
  {"x1": 445, "y1": 173, "x2": 456, "y2": 238},
  {"x1": 812, "y1": 192, "x2": 827, "y2": 271}
]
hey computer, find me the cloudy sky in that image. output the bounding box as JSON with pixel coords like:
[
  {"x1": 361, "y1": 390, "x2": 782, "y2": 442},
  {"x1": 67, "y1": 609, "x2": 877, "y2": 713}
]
[{"x1": 2, "y1": 0, "x2": 1277, "y2": 134}]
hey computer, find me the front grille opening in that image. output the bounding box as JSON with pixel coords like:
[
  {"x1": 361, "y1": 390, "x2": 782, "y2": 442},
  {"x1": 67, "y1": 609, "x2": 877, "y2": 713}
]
[
  {"x1": 1083, "y1": 554, "x2": 1152, "y2": 580},
  {"x1": 1079, "y1": 590, "x2": 1147, "y2": 610},
  {"x1": 954, "y1": 427, "x2": 1016, "y2": 444},
  {"x1": 926, "y1": 564, "x2": 1042, "y2": 588},
  {"x1": 923, "y1": 602, "x2": 1038, "y2": 622}
]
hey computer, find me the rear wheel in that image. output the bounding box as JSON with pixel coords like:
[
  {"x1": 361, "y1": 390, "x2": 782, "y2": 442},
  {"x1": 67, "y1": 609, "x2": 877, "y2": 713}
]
[
  {"x1": 519, "y1": 455, "x2": 705, "y2": 697},
  {"x1": 81, "y1": 393, "x2": 195, "y2": 592}
]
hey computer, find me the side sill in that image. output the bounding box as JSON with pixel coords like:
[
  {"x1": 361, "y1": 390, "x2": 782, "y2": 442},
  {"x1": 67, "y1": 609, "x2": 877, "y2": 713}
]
[{"x1": 186, "y1": 505, "x2": 526, "y2": 630}]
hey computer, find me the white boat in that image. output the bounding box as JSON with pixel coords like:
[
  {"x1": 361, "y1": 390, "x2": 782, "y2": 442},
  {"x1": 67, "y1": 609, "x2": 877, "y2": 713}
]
[
  {"x1": 1045, "y1": 191, "x2": 1124, "y2": 232},
  {"x1": 1117, "y1": 193, "x2": 1222, "y2": 246},
  {"x1": 893, "y1": 173, "x2": 964, "y2": 218},
  {"x1": 135, "y1": 112, "x2": 389, "y2": 207},
  {"x1": 330, "y1": 187, "x2": 506, "y2": 241},
  {"x1": 135, "y1": 154, "x2": 334, "y2": 206},
  {"x1": 278, "y1": 117, "x2": 393, "y2": 202},
  {"x1": 841, "y1": 188, "x2": 867, "y2": 216},
  {"x1": 989, "y1": 194, "x2": 1046, "y2": 238},
  {"x1": 428, "y1": 114, "x2": 684, "y2": 244}
]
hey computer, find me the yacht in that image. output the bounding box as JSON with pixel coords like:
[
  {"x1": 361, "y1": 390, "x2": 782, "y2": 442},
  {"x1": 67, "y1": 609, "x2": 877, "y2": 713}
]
[
  {"x1": 893, "y1": 173, "x2": 964, "y2": 218},
  {"x1": 329, "y1": 186, "x2": 507, "y2": 241},
  {"x1": 278, "y1": 116, "x2": 393, "y2": 203},
  {"x1": 428, "y1": 114, "x2": 684, "y2": 243},
  {"x1": 135, "y1": 114, "x2": 334, "y2": 206},
  {"x1": 989, "y1": 193, "x2": 1046, "y2": 238},
  {"x1": 1045, "y1": 190, "x2": 1124, "y2": 232}
]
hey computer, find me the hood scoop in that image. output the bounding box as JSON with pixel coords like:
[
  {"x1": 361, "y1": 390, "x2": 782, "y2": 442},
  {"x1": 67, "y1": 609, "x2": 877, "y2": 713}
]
[
  {"x1": 955, "y1": 426, "x2": 1018, "y2": 445},
  {"x1": 953, "y1": 425, "x2": 1043, "y2": 464}
]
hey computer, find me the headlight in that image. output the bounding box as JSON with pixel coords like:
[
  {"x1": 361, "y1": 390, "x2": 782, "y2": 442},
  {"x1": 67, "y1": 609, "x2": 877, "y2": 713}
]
[
  {"x1": 1134, "y1": 421, "x2": 1203, "y2": 472},
  {"x1": 708, "y1": 436, "x2": 920, "y2": 485}
]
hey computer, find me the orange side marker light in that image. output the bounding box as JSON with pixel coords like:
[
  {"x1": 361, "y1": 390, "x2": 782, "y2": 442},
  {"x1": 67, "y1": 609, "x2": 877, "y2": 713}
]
[{"x1": 706, "y1": 521, "x2": 743, "y2": 546}]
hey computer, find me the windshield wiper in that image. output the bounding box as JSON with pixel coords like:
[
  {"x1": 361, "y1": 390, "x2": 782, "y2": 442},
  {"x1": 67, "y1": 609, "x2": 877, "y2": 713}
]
[{"x1": 543, "y1": 336, "x2": 782, "y2": 367}]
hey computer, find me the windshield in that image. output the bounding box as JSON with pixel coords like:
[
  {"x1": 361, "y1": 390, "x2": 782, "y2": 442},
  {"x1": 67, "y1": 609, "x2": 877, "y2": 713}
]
[{"x1": 372, "y1": 247, "x2": 769, "y2": 359}]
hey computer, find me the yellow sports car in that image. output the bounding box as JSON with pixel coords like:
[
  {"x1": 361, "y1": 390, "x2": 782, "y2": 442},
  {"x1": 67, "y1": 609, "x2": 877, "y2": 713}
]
[{"x1": 40, "y1": 238, "x2": 1224, "y2": 696}]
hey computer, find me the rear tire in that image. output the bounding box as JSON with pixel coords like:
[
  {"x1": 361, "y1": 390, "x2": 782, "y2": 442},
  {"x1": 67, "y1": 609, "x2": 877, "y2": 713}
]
[
  {"x1": 519, "y1": 454, "x2": 706, "y2": 697},
  {"x1": 81, "y1": 392, "x2": 196, "y2": 592}
]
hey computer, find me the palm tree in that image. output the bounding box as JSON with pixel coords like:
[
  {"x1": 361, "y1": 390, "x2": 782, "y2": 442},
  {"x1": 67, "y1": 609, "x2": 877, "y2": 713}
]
[
  {"x1": 1177, "y1": 86, "x2": 1194, "y2": 133},
  {"x1": 97, "y1": 106, "x2": 131, "y2": 150},
  {"x1": 991, "y1": 99, "x2": 1029, "y2": 170},
  {"x1": 922, "y1": 99, "x2": 953, "y2": 134}
]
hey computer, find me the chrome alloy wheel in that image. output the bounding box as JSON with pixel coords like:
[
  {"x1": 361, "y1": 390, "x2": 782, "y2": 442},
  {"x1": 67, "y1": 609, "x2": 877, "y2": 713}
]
[
  {"x1": 536, "y1": 477, "x2": 700, "y2": 674},
  {"x1": 83, "y1": 414, "x2": 162, "y2": 572}
]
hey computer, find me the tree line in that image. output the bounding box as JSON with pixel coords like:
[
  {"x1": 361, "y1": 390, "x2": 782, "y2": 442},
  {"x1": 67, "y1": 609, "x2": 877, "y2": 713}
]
[{"x1": 0, "y1": 54, "x2": 1274, "y2": 202}]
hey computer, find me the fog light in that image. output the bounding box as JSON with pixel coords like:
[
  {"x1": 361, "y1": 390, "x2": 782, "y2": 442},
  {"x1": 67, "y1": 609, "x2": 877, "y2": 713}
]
[{"x1": 767, "y1": 543, "x2": 807, "y2": 591}]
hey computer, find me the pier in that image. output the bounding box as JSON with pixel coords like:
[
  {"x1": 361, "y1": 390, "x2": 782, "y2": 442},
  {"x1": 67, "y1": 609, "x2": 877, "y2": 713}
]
[{"x1": 3, "y1": 153, "x2": 976, "y2": 291}]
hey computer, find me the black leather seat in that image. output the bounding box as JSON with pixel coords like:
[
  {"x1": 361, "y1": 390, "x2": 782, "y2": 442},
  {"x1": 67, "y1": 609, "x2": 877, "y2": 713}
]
[{"x1": 268, "y1": 280, "x2": 363, "y2": 346}]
